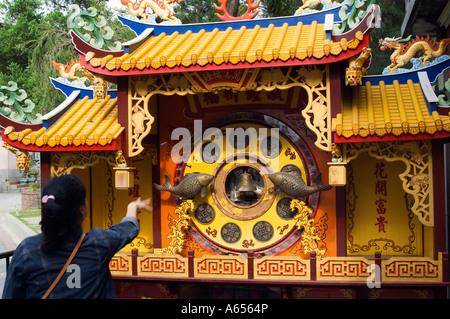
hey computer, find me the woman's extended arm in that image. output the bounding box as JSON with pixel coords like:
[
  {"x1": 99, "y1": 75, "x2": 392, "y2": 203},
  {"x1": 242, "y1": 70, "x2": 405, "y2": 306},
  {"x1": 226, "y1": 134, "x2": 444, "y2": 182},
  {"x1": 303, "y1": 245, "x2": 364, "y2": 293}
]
[{"x1": 126, "y1": 197, "x2": 152, "y2": 219}]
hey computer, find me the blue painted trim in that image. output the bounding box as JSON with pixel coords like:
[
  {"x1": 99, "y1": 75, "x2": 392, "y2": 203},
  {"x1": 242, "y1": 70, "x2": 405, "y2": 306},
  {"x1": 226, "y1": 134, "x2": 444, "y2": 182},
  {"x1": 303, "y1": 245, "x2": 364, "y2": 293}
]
[
  {"x1": 362, "y1": 56, "x2": 450, "y2": 86},
  {"x1": 427, "y1": 101, "x2": 438, "y2": 115},
  {"x1": 118, "y1": 5, "x2": 343, "y2": 36},
  {"x1": 50, "y1": 78, "x2": 118, "y2": 99},
  {"x1": 41, "y1": 91, "x2": 81, "y2": 129}
]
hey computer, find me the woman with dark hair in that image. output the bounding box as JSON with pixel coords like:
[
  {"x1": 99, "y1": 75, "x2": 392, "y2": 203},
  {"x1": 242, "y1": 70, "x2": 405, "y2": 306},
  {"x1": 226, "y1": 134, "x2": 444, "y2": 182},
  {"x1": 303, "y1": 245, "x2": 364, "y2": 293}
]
[{"x1": 2, "y1": 174, "x2": 151, "y2": 299}]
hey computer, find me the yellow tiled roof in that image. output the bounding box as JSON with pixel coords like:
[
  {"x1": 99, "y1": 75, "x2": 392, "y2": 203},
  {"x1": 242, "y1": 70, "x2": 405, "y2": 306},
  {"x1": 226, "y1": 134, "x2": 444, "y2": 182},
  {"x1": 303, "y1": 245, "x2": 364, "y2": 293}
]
[
  {"x1": 4, "y1": 95, "x2": 123, "y2": 150},
  {"x1": 87, "y1": 22, "x2": 364, "y2": 72},
  {"x1": 333, "y1": 79, "x2": 450, "y2": 139}
]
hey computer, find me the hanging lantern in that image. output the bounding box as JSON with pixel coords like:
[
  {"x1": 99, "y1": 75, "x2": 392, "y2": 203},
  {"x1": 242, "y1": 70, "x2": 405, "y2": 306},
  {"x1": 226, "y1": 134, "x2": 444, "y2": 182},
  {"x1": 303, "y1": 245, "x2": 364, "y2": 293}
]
[
  {"x1": 114, "y1": 150, "x2": 135, "y2": 189},
  {"x1": 328, "y1": 162, "x2": 347, "y2": 186},
  {"x1": 114, "y1": 166, "x2": 136, "y2": 190},
  {"x1": 328, "y1": 143, "x2": 346, "y2": 186}
]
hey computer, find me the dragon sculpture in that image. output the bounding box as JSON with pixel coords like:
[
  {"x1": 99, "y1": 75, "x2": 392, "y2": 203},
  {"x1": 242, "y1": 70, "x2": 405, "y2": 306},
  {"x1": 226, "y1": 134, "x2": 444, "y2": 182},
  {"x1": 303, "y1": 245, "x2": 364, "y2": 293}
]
[
  {"x1": 52, "y1": 59, "x2": 83, "y2": 82},
  {"x1": 120, "y1": 0, "x2": 181, "y2": 22},
  {"x1": 379, "y1": 35, "x2": 450, "y2": 73}
]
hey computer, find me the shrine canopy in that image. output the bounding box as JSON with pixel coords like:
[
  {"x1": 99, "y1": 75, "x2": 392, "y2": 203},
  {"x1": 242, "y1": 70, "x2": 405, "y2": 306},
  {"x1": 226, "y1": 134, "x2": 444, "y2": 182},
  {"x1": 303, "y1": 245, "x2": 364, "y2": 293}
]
[
  {"x1": 333, "y1": 56, "x2": 450, "y2": 143},
  {"x1": 1, "y1": 2, "x2": 382, "y2": 152},
  {"x1": 1, "y1": 90, "x2": 124, "y2": 152},
  {"x1": 75, "y1": 4, "x2": 381, "y2": 76}
]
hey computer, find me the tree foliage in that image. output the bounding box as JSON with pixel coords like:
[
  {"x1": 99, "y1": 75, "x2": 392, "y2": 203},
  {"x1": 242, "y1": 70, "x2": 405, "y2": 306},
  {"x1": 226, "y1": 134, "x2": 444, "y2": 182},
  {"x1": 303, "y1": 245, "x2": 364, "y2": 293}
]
[
  {"x1": 0, "y1": 0, "x2": 133, "y2": 116},
  {"x1": 174, "y1": 0, "x2": 221, "y2": 23},
  {"x1": 261, "y1": 0, "x2": 302, "y2": 17}
]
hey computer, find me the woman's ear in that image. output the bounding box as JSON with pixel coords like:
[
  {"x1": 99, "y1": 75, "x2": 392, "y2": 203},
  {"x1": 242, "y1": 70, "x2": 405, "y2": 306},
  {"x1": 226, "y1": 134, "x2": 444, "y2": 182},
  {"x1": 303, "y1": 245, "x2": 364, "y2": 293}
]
[{"x1": 78, "y1": 199, "x2": 88, "y2": 224}]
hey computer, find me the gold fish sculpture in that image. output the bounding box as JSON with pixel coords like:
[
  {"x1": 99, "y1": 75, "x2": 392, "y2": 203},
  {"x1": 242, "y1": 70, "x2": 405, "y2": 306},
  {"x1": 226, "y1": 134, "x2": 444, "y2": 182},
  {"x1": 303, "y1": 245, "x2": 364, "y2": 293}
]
[
  {"x1": 154, "y1": 172, "x2": 214, "y2": 199},
  {"x1": 268, "y1": 172, "x2": 331, "y2": 198}
]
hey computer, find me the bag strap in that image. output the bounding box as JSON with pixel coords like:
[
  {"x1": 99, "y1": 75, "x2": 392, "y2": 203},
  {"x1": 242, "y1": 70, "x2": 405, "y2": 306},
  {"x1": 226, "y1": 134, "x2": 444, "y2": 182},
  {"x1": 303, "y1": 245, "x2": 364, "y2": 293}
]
[{"x1": 42, "y1": 233, "x2": 86, "y2": 299}]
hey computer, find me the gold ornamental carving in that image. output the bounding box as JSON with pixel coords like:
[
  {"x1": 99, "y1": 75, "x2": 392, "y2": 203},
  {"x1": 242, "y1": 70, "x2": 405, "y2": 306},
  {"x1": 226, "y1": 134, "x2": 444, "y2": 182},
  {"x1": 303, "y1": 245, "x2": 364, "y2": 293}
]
[
  {"x1": 255, "y1": 66, "x2": 331, "y2": 151},
  {"x1": 128, "y1": 65, "x2": 332, "y2": 157},
  {"x1": 51, "y1": 151, "x2": 116, "y2": 176},
  {"x1": 291, "y1": 199, "x2": 326, "y2": 259},
  {"x1": 129, "y1": 77, "x2": 155, "y2": 157},
  {"x1": 155, "y1": 199, "x2": 193, "y2": 255}
]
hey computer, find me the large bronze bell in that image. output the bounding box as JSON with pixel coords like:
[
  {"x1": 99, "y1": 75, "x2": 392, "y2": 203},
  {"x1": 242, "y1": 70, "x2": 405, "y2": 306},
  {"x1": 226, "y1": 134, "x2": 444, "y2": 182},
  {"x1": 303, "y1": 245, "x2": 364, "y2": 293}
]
[{"x1": 236, "y1": 170, "x2": 256, "y2": 193}]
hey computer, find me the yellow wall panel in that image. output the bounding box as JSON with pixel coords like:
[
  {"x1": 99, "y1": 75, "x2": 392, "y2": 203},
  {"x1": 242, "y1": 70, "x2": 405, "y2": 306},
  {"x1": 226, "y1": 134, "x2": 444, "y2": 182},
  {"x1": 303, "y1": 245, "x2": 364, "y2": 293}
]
[
  {"x1": 72, "y1": 155, "x2": 154, "y2": 254},
  {"x1": 346, "y1": 152, "x2": 423, "y2": 256}
]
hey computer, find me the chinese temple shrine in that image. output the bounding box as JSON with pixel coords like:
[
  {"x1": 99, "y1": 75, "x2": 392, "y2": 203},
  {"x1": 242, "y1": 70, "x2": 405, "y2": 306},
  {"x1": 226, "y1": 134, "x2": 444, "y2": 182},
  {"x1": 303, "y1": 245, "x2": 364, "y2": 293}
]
[{"x1": 1, "y1": 0, "x2": 450, "y2": 299}]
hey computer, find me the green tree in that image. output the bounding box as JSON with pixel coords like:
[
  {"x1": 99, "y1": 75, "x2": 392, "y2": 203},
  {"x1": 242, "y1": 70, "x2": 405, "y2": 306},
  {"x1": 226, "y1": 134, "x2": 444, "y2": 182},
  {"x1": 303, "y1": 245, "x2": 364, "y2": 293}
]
[
  {"x1": 261, "y1": 0, "x2": 302, "y2": 17},
  {"x1": 0, "y1": 0, "x2": 134, "y2": 116},
  {"x1": 0, "y1": 0, "x2": 43, "y2": 22},
  {"x1": 46, "y1": 0, "x2": 106, "y2": 12},
  {"x1": 0, "y1": 0, "x2": 43, "y2": 73},
  {"x1": 175, "y1": 0, "x2": 221, "y2": 23}
]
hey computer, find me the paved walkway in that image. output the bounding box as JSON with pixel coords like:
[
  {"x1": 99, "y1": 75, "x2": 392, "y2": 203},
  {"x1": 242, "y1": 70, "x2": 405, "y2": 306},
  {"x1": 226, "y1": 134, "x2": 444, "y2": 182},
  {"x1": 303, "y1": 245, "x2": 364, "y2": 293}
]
[
  {"x1": 0, "y1": 192, "x2": 39, "y2": 297},
  {"x1": 0, "y1": 193, "x2": 37, "y2": 248}
]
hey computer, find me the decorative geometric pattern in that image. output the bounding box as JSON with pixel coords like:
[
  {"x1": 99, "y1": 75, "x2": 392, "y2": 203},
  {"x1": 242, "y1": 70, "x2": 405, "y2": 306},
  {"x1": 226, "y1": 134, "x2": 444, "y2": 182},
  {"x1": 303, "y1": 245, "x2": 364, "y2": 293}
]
[
  {"x1": 109, "y1": 253, "x2": 132, "y2": 275},
  {"x1": 127, "y1": 65, "x2": 333, "y2": 158},
  {"x1": 128, "y1": 78, "x2": 155, "y2": 157},
  {"x1": 110, "y1": 251, "x2": 446, "y2": 283},
  {"x1": 382, "y1": 256, "x2": 442, "y2": 282},
  {"x1": 317, "y1": 257, "x2": 373, "y2": 281},
  {"x1": 254, "y1": 256, "x2": 309, "y2": 280},
  {"x1": 195, "y1": 255, "x2": 247, "y2": 279},
  {"x1": 138, "y1": 254, "x2": 189, "y2": 277}
]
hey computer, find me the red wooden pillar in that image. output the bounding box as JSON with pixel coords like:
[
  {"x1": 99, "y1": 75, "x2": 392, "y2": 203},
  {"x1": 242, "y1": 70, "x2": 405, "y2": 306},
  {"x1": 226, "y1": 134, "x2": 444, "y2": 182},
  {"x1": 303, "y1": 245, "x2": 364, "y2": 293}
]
[
  {"x1": 375, "y1": 252, "x2": 382, "y2": 270},
  {"x1": 442, "y1": 252, "x2": 449, "y2": 282},
  {"x1": 117, "y1": 76, "x2": 129, "y2": 158},
  {"x1": 40, "y1": 151, "x2": 51, "y2": 186},
  {"x1": 432, "y1": 139, "x2": 447, "y2": 259},
  {"x1": 188, "y1": 250, "x2": 195, "y2": 278},
  {"x1": 131, "y1": 248, "x2": 138, "y2": 276},
  {"x1": 310, "y1": 251, "x2": 317, "y2": 281},
  {"x1": 330, "y1": 62, "x2": 347, "y2": 257},
  {"x1": 248, "y1": 251, "x2": 254, "y2": 279}
]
